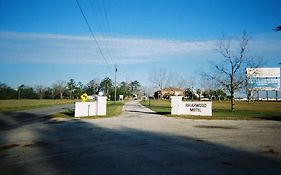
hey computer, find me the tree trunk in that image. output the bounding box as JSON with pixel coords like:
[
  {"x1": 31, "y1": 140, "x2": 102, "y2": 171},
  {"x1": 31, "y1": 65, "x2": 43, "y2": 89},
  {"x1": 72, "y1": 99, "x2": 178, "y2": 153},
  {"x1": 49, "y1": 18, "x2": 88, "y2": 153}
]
[
  {"x1": 247, "y1": 90, "x2": 252, "y2": 104},
  {"x1": 230, "y1": 91, "x2": 234, "y2": 111},
  {"x1": 230, "y1": 72, "x2": 235, "y2": 111}
]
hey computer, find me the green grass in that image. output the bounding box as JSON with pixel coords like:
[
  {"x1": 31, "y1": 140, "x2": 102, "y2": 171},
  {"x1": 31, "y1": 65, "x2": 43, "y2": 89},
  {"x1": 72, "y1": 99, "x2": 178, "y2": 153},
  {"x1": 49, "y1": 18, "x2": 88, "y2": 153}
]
[
  {"x1": 49, "y1": 101, "x2": 124, "y2": 119},
  {"x1": 106, "y1": 101, "x2": 124, "y2": 117},
  {"x1": 0, "y1": 99, "x2": 77, "y2": 113},
  {"x1": 141, "y1": 99, "x2": 281, "y2": 121}
]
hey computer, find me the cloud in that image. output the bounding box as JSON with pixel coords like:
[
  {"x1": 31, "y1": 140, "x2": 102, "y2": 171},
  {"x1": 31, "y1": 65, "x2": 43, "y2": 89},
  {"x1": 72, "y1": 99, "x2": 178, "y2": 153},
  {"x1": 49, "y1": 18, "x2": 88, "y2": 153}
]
[{"x1": 0, "y1": 31, "x2": 280, "y2": 65}]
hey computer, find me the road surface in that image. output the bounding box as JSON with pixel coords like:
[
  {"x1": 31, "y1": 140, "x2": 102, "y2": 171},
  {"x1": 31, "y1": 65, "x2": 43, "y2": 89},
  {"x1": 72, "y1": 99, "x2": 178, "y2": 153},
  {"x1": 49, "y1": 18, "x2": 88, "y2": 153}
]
[{"x1": 0, "y1": 100, "x2": 281, "y2": 175}]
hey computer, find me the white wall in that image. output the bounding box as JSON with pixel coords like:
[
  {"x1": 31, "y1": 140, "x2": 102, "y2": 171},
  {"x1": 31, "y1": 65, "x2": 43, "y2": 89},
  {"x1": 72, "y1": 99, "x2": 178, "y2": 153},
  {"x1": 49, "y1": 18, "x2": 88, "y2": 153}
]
[{"x1": 74, "y1": 96, "x2": 107, "y2": 117}]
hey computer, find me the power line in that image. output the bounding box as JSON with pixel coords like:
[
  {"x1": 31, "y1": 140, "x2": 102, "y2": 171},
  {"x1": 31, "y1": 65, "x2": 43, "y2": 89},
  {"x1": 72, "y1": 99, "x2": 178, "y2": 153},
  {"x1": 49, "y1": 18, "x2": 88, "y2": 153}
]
[
  {"x1": 75, "y1": 0, "x2": 113, "y2": 74},
  {"x1": 89, "y1": 0, "x2": 115, "y2": 66},
  {"x1": 100, "y1": 0, "x2": 116, "y2": 65}
]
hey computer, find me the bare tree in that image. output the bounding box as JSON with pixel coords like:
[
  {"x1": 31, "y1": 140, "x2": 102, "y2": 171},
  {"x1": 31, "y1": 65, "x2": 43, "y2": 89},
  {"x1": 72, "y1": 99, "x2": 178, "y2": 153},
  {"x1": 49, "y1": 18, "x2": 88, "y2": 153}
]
[
  {"x1": 35, "y1": 85, "x2": 46, "y2": 99},
  {"x1": 87, "y1": 79, "x2": 100, "y2": 95},
  {"x1": 245, "y1": 57, "x2": 264, "y2": 103},
  {"x1": 210, "y1": 32, "x2": 252, "y2": 111},
  {"x1": 52, "y1": 80, "x2": 66, "y2": 99},
  {"x1": 149, "y1": 68, "x2": 169, "y2": 89},
  {"x1": 149, "y1": 68, "x2": 171, "y2": 98},
  {"x1": 175, "y1": 75, "x2": 189, "y2": 90}
]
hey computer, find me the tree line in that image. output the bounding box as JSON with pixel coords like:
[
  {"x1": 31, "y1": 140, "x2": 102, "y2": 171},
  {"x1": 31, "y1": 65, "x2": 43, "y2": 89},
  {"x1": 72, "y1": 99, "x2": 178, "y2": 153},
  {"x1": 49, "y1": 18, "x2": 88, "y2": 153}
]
[{"x1": 0, "y1": 77, "x2": 141, "y2": 100}]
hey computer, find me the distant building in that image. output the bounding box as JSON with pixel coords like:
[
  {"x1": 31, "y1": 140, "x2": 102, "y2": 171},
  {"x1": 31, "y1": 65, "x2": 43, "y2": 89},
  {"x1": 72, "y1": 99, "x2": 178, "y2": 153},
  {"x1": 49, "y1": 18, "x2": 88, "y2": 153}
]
[{"x1": 154, "y1": 87, "x2": 184, "y2": 99}]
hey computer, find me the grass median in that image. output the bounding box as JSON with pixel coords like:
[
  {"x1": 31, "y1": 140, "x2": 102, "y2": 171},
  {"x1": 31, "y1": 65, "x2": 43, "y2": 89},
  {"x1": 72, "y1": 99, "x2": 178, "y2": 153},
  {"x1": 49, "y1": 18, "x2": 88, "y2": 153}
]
[
  {"x1": 0, "y1": 99, "x2": 77, "y2": 113},
  {"x1": 141, "y1": 99, "x2": 281, "y2": 121}
]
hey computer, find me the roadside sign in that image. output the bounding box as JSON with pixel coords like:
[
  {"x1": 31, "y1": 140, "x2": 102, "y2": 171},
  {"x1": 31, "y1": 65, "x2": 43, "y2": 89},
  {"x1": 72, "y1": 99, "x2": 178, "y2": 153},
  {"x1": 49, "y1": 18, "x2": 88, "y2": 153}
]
[
  {"x1": 246, "y1": 68, "x2": 280, "y2": 91},
  {"x1": 80, "y1": 93, "x2": 88, "y2": 102}
]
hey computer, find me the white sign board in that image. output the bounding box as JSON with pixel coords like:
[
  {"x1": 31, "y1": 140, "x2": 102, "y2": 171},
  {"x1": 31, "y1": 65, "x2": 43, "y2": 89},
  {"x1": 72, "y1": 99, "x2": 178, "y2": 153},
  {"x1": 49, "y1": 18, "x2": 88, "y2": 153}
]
[
  {"x1": 181, "y1": 102, "x2": 212, "y2": 116},
  {"x1": 246, "y1": 67, "x2": 280, "y2": 91},
  {"x1": 171, "y1": 96, "x2": 212, "y2": 116},
  {"x1": 246, "y1": 68, "x2": 280, "y2": 78}
]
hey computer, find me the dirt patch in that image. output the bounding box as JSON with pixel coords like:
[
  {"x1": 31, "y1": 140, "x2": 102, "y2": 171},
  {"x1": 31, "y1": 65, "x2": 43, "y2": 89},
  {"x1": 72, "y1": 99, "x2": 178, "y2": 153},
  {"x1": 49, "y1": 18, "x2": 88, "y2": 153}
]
[
  {"x1": 0, "y1": 144, "x2": 20, "y2": 151},
  {"x1": 194, "y1": 125, "x2": 238, "y2": 129}
]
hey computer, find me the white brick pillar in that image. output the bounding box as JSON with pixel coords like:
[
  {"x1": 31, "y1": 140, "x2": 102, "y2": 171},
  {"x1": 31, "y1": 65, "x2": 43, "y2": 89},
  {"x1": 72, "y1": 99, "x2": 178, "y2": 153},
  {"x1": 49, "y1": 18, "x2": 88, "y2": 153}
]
[
  {"x1": 171, "y1": 96, "x2": 183, "y2": 115},
  {"x1": 95, "y1": 96, "x2": 107, "y2": 115}
]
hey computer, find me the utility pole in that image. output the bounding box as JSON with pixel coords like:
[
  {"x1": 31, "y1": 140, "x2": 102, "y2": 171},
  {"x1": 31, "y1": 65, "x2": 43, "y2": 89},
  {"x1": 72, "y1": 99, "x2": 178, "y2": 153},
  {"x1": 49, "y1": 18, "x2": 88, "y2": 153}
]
[{"x1": 114, "y1": 65, "x2": 117, "y2": 102}]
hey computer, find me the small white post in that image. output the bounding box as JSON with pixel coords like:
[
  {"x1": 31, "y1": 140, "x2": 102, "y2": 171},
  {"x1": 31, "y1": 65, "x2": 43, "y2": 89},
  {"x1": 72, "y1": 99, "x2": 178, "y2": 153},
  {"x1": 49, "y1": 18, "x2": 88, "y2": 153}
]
[{"x1": 171, "y1": 96, "x2": 183, "y2": 115}]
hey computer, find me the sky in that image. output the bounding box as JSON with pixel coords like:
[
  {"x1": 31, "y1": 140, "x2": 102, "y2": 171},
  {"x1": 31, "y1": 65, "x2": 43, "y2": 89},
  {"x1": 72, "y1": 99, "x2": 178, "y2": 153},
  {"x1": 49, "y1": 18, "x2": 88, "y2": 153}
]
[{"x1": 0, "y1": 0, "x2": 281, "y2": 95}]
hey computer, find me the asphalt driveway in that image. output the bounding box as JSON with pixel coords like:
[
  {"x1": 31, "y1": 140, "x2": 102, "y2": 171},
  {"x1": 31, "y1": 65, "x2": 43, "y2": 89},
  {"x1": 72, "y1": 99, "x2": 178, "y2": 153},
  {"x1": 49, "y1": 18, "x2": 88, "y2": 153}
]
[{"x1": 0, "y1": 100, "x2": 281, "y2": 175}]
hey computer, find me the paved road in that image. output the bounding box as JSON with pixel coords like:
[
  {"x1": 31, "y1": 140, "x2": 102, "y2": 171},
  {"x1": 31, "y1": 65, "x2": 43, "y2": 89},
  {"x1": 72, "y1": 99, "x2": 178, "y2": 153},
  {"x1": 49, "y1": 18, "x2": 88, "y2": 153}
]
[{"x1": 0, "y1": 100, "x2": 281, "y2": 175}]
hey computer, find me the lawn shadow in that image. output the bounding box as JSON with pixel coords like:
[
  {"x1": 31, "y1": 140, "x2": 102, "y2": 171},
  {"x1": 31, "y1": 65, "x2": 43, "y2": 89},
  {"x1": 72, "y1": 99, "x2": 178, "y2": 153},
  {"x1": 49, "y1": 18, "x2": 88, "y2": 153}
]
[
  {"x1": 254, "y1": 115, "x2": 281, "y2": 121},
  {"x1": 61, "y1": 109, "x2": 75, "y2": 117},
  {"x1": 213, "y1": 109, "x2": 281, "y2": 121}
]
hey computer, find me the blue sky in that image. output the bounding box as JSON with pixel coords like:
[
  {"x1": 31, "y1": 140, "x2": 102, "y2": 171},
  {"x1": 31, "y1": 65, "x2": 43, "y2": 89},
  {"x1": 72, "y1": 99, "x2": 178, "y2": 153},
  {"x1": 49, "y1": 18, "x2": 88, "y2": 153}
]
[{"x1": 0, "y1": 0, "x2": 281, "y2": 94}]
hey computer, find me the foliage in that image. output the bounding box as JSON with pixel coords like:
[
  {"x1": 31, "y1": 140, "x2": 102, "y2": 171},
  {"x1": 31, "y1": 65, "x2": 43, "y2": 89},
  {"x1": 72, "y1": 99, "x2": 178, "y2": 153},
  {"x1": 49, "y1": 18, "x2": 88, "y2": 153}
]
[
  {"x1": 44, "y1": 87, "x2": 54, "y2": 99},
  {"x1": 107, "y1": 80, "x2": 141, "y2": 101},
  {"x1": 17, "y1": 84, "x2": 38, "y2": 99},
  {"x1": 0, "y1": 83, "x2": 17, "y2": 99},
  {"x1": 129, "y1": 80, "x2": 141, "y2": 94},
  {"x1": 196, "y1": 89, "x2": 202, "y2": 101},
  {"x1": 100, "y1": 77, "x2": 113, "y2": 96},
  {"x1": 86, "y1": 79, "x2": 100, "y2": 95},
  {"x1": 184, "y1": 88, "x2": 198, "y2": 100},
  {"x1": 35, "y1": 85, "x2": 46, "y2": 99},
  {"x1": 119, "y1": 81, "x2": 131, "y2": 97},
  {"x1": 52, "y1": 80, "x2": 66, "y2": 99},
  {"x1": 0, "y1": 77, "x2": 142, "y2": 101},
  {"x1": 202, "y1": 89, "x2": 227, "y2": 101},
  {"x1": 67, "y1": 79, "x2": 76, "y2": 99}
]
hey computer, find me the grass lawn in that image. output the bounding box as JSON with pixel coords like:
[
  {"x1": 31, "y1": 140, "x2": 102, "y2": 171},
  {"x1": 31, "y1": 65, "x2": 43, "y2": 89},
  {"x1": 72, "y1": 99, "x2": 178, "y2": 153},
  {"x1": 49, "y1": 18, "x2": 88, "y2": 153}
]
[
  {"x1": 0, "y1": 99, "x2": 77, "y2": 113},
  {"x1": 49, "y1": 101, "x2": 124, "y2": 119},
  {"x1": 141, "y1": 99, "x2": 281, "y2": 121}
]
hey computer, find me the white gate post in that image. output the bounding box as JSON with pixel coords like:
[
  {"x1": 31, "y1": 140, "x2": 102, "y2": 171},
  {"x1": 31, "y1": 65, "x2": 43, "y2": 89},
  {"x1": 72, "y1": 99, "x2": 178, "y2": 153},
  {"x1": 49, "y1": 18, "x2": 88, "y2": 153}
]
[
  {"x1": 95, "y1": 96, "x2": 107, "y2": 115},
  {"x1": 171, "y1": 96, "x2": 183, "y2": 115}
]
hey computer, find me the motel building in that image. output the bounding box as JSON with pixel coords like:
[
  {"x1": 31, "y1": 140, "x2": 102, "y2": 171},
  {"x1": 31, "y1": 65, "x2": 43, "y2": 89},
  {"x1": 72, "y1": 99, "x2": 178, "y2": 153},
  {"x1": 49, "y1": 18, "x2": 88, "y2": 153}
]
[{"x1": 154, "y1": 87, "x2": 184, "y2": 99}]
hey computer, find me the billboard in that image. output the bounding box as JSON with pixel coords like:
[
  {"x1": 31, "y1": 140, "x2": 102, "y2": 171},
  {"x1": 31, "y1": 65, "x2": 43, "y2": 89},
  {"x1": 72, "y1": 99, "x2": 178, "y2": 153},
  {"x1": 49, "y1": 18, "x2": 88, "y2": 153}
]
[{"x1": 246, "y1": 68, "x2": 280, "y2": 91}]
